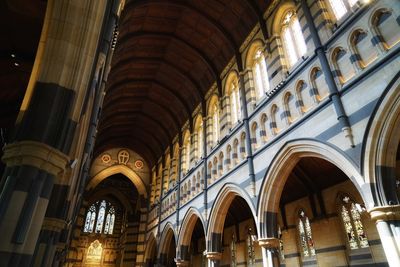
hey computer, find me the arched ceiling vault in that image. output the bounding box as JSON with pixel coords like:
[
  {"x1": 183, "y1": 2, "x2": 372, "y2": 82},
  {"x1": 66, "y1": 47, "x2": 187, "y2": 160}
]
[{"x1": 96, "y1": 0, "x2": 271, "y2": 166}]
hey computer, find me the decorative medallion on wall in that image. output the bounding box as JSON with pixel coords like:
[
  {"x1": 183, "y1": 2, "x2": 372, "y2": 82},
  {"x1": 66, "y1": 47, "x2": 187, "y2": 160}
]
[
  {"x1": 117, "y1": 149, "x2": 130, "y2": 165},
  {"x1": 134, "y1": 160, "x2": 144, "y2": 169},
  {"x1": 101, "y1": 153, "x2": 111, "y2": 164}
]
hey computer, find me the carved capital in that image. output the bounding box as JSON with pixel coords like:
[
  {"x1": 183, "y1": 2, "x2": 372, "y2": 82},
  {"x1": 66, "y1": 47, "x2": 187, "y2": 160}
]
[
  {"x1": 258, "y1": 237, "x2": 280, "y2": 249},
  {"x1": 368, "y1": 205, "x2": 400, "y2": 222},
  {"x1": 2, "y1": 141, "x2": 70, "y2": 177},
  {"x1": 205, "y1": 251, "x2": 222, "y2": 261}
]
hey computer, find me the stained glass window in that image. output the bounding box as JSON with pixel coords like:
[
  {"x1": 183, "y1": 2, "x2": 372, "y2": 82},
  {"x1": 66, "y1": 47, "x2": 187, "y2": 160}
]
[
  {"x1": 246, "y1": 228, "x2": 256, "y2": 266},
  {"x1": 230, "y1": 233, "x2": 237, "y2": 267},
  {"x1": 278, "y1": 226, "x2": 285, "y2": 260},
  {"x1": 340, "y1": 196, "x2": 369, "y2": 249},
  {"x1": 281, "y1": 11, "x2": 307, "y2": 68},
  {"x1": 298, "y1": 210, "x2": 315, "y2": 257},
  {"x1": 83, "y1": 201, "x2": 115, "y2": 235}
]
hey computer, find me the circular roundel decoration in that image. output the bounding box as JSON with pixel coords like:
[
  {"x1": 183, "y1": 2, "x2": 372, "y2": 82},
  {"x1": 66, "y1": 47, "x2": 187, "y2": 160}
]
[
  {"x1": 134, "y1": 160, "x2": 144, "y2": 169},
  {"x1": 101, "y1": 153, "x2": 111, "y2": 164}
]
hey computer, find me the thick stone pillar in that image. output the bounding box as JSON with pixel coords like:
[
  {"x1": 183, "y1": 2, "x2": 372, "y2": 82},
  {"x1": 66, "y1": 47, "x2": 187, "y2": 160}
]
[
  {"x1": 369, "y1": 205, "x2": 400, "y2": 267},
  {"x1": 258, "y1": 238, "x2": 280, "y2": 267},
  {"x1": 0, "y1": 142, "x2": 69, "y2": 266},
  {"x1": 206, "y1": 252, "x2": 221, "y2": 267}
]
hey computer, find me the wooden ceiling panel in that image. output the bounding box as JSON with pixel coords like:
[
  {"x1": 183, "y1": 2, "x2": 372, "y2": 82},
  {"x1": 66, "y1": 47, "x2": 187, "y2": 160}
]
[{"x1": 97, "y1": 0, "x2": 268, "y2": 166}]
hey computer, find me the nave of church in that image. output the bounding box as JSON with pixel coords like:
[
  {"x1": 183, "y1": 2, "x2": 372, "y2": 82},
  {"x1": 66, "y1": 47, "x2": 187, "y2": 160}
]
[{"x1": 0, "y1": 0, "x2": 399, "y2": 266}]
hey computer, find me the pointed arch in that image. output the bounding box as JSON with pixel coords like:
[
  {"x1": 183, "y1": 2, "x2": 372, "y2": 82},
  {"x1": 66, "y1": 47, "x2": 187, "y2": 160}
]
[
  {"x1": 178, "y1": 208, "x2": 206, "y2": 248},
  {"x1": 206, "y1": 183, "x2": 257, "y2": 251},
  {"x1": 257, "y1": 139, "x2": 371, "y2": 238},
  {"x1": 87, "y1": 164, "x2": 147, "y2": 197},
  {"x1": 158, "y1": 222, "x2": 177, "y2": 258},
  {"x1": 363, "y1": 71, "x2": 400, "y2": 206}
]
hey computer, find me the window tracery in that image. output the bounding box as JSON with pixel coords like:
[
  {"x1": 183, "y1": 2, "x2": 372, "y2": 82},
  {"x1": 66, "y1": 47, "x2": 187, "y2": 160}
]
[
  {"x1": 252, "y1": 49, "x2": 270, "y2": 99},
  {"x1": 328, "y1": 0, "x2": 358, "y2": 21},
  {"x1": 340, "y1": 195, "x2": 369, "y2": 249},
  {"x1": 83, "y1": 200, "x2": 116, "y2": 235},
  {"x1": 281, "y1": 10, "x2": 307, "y2": 68},
  {"x1": 298, "y1": 210, "x2": 315, "y2": 257},
  {"x1": 229, "y1": 80, "x2": 241, "y2": 125}
]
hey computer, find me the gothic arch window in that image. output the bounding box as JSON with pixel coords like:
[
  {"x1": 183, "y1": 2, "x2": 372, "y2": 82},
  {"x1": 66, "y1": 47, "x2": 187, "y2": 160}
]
[
  {"x1": 281, "y1": 10, "x2": 307, "y2": 68},
  {"x1": 208, "y1": 97, "x2": 220, "y2": 147},
  {"x1": 298, "y1": 210, "x2": 316, "y2": 257},
  {"x1": 225, "y1": 75, "x2": 241, "y2": 126},
  {"x1": 252, "y1": 48, "x2": 270, "y2": 99},
  {"x1": 327, "y1": 0, "x2": 357, "y2": 21},
  {"x1": 182, "y1": 130, "x2": 191, "y2": 174},
  {"x1": 195, "y1": 117, "x2": 204, "y2": 161},
  {"x1": 246, "y1": 227, "x2": 256, "y2": 266},
  {"x1": 340, "y1": 195, "x2": 369, "y2": 249},
  {"x1": 278, "y1": 226, "x2": 285, "y2": 261},
  {"x1": 84, "y1": 204, "x2": 96, "y2": 233},
  {"x1": 84, "y1": 200, "x2": 116, "y2": 235},
  {"x1": 230, "y1": 233, "x2": 237, "y2": 267}
]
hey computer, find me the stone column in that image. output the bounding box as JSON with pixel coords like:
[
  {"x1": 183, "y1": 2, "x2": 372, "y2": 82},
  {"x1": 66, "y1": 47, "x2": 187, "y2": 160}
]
[
  {"x1": 369, "y1": 205, "x2": 400, "y2": 267},
  {"x1": 258, "y1": 238, "x2": 280, "y2": 267},
  {"x1": 205, "y1": 252, "x2": 222, "y2": 267}
]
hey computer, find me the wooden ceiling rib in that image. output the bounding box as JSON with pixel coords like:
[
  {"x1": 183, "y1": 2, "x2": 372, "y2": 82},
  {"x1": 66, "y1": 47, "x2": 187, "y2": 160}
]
[{"x1": 97, "y1": 0, "x2": 269, "y2": 166}]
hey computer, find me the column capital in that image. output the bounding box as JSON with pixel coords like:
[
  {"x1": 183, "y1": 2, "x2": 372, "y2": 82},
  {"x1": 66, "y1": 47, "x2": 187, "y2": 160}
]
[
  {"x1": 258, "y1": 237, "x2": 280, "y2": 249},
  {"x1": 175, "y1": 259, "x2": 190, "y2": 266},
  {"x1": 205, "y1": 251, "x2": 222, "y2": 260},
  {"x1": 2, "y1": 140, "x2": 70, "y2": 178},
  {"x1": 368, "y1": 205, "x2": 400, "y2": 222}
]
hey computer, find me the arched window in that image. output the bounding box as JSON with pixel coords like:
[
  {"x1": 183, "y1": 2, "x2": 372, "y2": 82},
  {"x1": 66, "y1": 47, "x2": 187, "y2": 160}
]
[
  {"x1": 281, "y1": 10, "x2": 307, "y2": 68},
  {"x1": 228, "y1": 79, "x2": 241, "y2": 125},
  {"x1": 298, "y1": 210, "x2": 315, "y2": 257},
  {"x1": 328, "y1": 0, "x2": 358, "y2": 21},
  {"x1": 196, "y1": 118, "x2": 203, "y2": 160},
  {"x1": 230, "y1": 233, "x2": 237, "y2": 267},
  {"x1": 340, "y1": 195, "x2": 369, "y2": 249},
  {"x1": 104, "y1": 206, "x2": 115, "y2": 234},
  {"x1": 182, "y1": 130, "x2": 191, "y2": 173},
  {"x1": 212, "y1": 102, "x2": 220, "y2": 144},
  {"x1": 83, "y1": 201, "x2": 116, "y2": 235},
  {"x1": 95, "y1": 200, "x2": 106, "y2": 233},
  {"x1": 246, "y1": 227, "x2": 256, "y2": 266},
  {"x1": 84, "y1": 204, "x2": 96, "y2": 233},
  {"x1": 252, "y1": 49, "x2": 270, "y2": 98}
]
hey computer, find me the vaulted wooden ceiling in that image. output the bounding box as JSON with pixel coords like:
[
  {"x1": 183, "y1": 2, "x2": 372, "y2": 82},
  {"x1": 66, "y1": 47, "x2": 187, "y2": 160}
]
[{"x1": 96, "y1": 0, "x2": 271, "y2": 166}]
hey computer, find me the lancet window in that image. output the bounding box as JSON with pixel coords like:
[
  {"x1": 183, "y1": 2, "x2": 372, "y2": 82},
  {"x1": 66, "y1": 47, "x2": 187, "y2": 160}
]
[{"x1": 83, "y1": 200, "x2": 116, "y2": 235}]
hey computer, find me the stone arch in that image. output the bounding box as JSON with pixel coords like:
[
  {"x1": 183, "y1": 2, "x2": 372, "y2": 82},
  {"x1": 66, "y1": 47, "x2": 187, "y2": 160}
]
[
  {"x1": 363, "y1": 71, "x2": 400, "y2": 206},
  {"x1": 177, "y1": 208, "x2": 206, "y2": 249},
  {"x1": 244, "y1": 39, "x2": 266, "y2": 68},
  {"x1": 206, "y1": 183, "x2": 257, "y2": 251},
  {"x1": 144, "y1": 233, "x2": 158, "y2": 266},
  {"x1": 257, "y1": 139, "x2": 371, "y2": 238},
  {"x1": 158, "y1": 223, "x2": 177, "y2": 260},
  {"x1": 87, "y1": 164, "x2": 147, "y2": 197}
]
